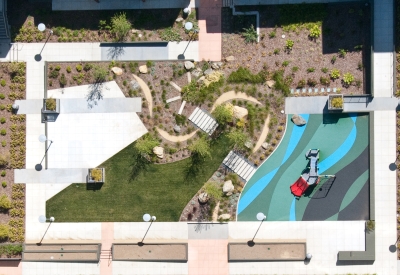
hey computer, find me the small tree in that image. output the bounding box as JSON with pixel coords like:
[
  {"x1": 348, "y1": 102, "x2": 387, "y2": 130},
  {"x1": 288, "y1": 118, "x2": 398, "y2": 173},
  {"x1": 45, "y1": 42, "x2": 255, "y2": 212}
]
[
  {"x1": 202, "y1": 182, "x2": 222, "y2": 201},
  {"x1": 134, "y1": 134, "x2": 159, "y2": 156},
  {"x1": 212, "y1": 104, "x2": 233, "y2": 126},
  {"x1": 92, "y1": 65, "x2": 108, "y2": 83},
  {"x1": 188, "y1": 137, "x2": 211, "y2": 159},
  {"x1": 227, "y1": 128, "x2": 248, "y2": 151},
  {"x1": 0, "y1": 194, "x2": 11, "y2": 210},
  {"x1": 241, "y1": 25, "x2": 258, "y2": 44},
  {"x1": 111, "y1": 12, "x2": 132, "y2": 41},
  {"x1": 0, "y1": 224, "x2": 8, "y2": 240}
]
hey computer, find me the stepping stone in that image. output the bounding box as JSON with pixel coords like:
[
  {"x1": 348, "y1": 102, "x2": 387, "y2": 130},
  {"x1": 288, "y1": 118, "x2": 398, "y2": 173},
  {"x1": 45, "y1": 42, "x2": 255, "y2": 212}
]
[
  {"x1": 302, "y1": 89, "x2": 306, "y2": 93},
  {"x1": 296, "y1": 89, "x2": 300, "y2": 93},
  {"x1": 290, "y1": 89, "x2": 294, "y2": 94},
  {"x1": 178, "y1": 100, "x2": 186, "y2": 115},
  {"x1": 327, "y1": 88, "x2": 331, "y2": 93},
  {"x1": 314, "y1": 88, "x2": 318, "y2": 93},
  {"x1": 166, "y1": 96, "x2": 181, "y2": 104},
  {"x1": 187, "y1": 72, "x2": 191, "y2": 83},
  {"x1": 308, "y1": 89, "x2": 312, "y2": 93},
  {"x1": 333, "y1": 88, "x2": 337, "y2": 93},
  {"x1": 321, "y1": 88, "x2": 325, "y2": 93},
  {"x1": 170, "y1": 81, "x2": 181, "y2": 92}
]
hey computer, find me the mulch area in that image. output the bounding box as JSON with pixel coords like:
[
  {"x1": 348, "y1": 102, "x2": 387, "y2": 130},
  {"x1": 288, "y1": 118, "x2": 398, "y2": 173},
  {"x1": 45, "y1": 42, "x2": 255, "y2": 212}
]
[{"x1": 221, "y1": 3, "x2": 370, "y2": 95}]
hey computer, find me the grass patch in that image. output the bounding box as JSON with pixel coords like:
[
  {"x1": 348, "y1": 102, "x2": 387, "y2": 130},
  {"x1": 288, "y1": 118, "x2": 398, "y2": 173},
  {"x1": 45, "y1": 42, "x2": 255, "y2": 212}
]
[{"x1": 46, "y1": 135, "x2": 232, "y2": 222}]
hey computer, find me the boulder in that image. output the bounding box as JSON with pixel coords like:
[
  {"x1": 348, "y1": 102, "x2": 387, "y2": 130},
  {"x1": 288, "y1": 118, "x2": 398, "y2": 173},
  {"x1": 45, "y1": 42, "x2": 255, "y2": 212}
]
[
  {"x1": 139, "y1": 65, "x2": 148, "y2": 74},
  {"x1": 226, "y1": 192, "x2": 233, "y2": 196},
  {"x1": 131, "y1": 29, "x2": 138, "y2": 34},
  {"x1": 204, "y1": 68, "x2": 213, "y2": 75},
  {"x1": 218, "y1": 214, "x2": 231, "y2": 220},
  {"x1": 223, "y1": 180, "x2": 234, "y2": 193},
  {"x1": 233, "y1": 106, "x2": 248, "y2": 119},
  {"x1": 292, "y1": 114, "x2": 306, "y2": 126},
  {"x1": 184, "y1": 61, "x2": 195, "y2": 70},
  {"x1": 153, "y1": 146, "x2": 164, "y2": 159},
  {"x1": 173, "y1": 125, "x2": 181, "y2": 133},
  {"x1": 130, "y1": 80, "x2": 140, "y2": 91},
  {"x1": 175, "y1": 17, "x2": 184, "y2": 22},
  {"x1": 245, "y1": 140, "x2": 252, "y2": 149},
  {"x1": 262, "y1": 142, "x2": 269, "y2": 150},
  {"x1": 266, "y1": 80, "x2": 275, "y2": 88},
  {"x1": 192, "y1": 68, "x2": 203, "y2": 78},
  {"x1": 225, "y1": 56, "x2": 235, "y2": 62},
  {"x1": 211, "y1": 62, "x2": 223, "y2": 70},
  {"x1": 198, "y1": 192, "x2": 209, "y2": 203},
  {"x1": 111, "y1": 67, "x2": 123, "y2": 76},
  {"x1": 197, "y1": 76, "x2": 205, "y2": 84}
]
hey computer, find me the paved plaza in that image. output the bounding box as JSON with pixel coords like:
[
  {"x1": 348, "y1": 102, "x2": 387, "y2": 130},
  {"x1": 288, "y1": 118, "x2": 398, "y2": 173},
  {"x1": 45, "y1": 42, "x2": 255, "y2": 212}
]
[{"x1": 0, "y1": 0, "x2": 398, "y2": 274}]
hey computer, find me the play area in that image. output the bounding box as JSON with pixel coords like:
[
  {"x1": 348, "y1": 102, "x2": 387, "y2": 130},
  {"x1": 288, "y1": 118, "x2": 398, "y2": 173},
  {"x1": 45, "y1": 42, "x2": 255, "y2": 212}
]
[{"x1": 237, "y1": 113, "x2": 370, "y2": 221}]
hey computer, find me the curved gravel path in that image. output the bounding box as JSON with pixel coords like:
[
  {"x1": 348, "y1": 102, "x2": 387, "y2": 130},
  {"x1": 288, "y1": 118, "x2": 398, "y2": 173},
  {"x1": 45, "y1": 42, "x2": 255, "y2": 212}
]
[
  {"x1": 253, "y1": 116, "x2": 270, "y2": 153},
  {"x1": 156, "y1": 127, "x2": 198, "y2": 143},
  {"x1": 211, "y1": 91, "x2": 262, "y2": 112},
  {"x1": 132, "y1": 74, "x2": 152, "y2": 117}
]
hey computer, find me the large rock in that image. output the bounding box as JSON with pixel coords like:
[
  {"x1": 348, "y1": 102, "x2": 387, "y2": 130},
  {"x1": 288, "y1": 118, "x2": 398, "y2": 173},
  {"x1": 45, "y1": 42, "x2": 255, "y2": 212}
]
[
  {"x1": 198, "y1": 192, "x2": 209, "y2": 203},
  {"x1": 223, "y1": 180, "x2": 234, "y2": 193},
  {"x1": 233, "y1": 106, "x2": 248, "y2": 119},
  {"x1": 204, "y1": 68, "x2": 213, "y2": 75},
  {"x1": 245, "y1": 140, "x2": 253, "y2": 149},
  {"x1": 218, "y1": 214, "x2": 231, "y2": 220},
  {"x1": 153, "y1": 146, "x2": 164, "y2": 159},
  {"x1": 184, "y1": 61, "x2": 194, "y2": 70},
  {"x1": 225, "y1": 56, "x2": 235, "y2": 62},
  {"x1": 291, "y1": 114, "x2": 306, "y2": 126},
  {"x1": 139, "y1": 65, "x2": 148, "y2": 74},
  {"x1": 173, "y1": 125, "x2": 181, "y2": 133},
  {"x1": 175, "y1": 17, "x2": 184, "y2": 22},
  {"x1": 262, "y1": 142, "x2": 269, "y2": 150},
  {"x1": 266, "y1": 80, "x2": 275, "y2": 88},
  {"x1": 197, "y1": 76, "x2": 205, "y2": 84},
  {"x1": 111, "y1": 67, "x2": 123, "y2": 76},
  {"x1": 211, "y1": 62, "x2": 223, "y2": 70},
  {"x1": 192, "y1": 68, "x2": 202, "y2": 78},
  {"x1": 130, "y1": 80, "x2": 140, "y2": 91}
]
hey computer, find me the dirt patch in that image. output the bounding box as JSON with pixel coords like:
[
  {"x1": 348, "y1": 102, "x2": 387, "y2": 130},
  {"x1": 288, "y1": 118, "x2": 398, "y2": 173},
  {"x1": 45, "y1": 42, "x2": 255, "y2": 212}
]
[
  {"x1": 113, "y1": 243, "x2": 187, "y2": 261},
  {"x1": 228, "y1": 242, "x2": 306, "y2": 261}
]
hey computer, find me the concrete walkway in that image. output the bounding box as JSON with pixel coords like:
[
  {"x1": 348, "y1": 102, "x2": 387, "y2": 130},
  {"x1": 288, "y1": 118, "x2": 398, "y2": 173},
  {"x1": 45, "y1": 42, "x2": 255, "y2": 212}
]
[
  {"x1": 15, "y1": 168, "x2": 88, "y2": 184},
  {"x1": 198, "y1": 0, "x2": 222, "y2": 61},
  {"x1": 211, "y1": 91, "x2": 261, "y2": 112}
]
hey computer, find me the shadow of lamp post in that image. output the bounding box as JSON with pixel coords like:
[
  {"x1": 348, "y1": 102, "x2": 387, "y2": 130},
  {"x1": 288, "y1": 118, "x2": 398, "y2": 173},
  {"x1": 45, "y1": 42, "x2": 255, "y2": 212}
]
[
  {"x1": 35, "y1": 134, "x2": 53, "y2": 171},
  {"x1": 37, "y1": 215, "x2": 55, "y2": 246},
  {"x1": 138, "y1": 213, "x2": 156, "y2": 246},
  {"x1": 247, "y1": 212, "x2": 266, "y2": 247},
  {"x1": 178, "y1": 22, "x2": 198, "y2": 59},
  {"x1": 35, "y1": 23, "x2": 53, "y2": 62}
]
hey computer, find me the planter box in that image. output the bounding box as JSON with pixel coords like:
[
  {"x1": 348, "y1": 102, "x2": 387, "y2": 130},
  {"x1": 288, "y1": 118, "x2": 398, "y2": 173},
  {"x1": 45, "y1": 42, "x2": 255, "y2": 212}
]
[
  {"x1": 87, "y1": 168, "x2": 105, "y2": 183},
  {"x1": 42, "y1": 98, "x2": 60, "y2": 122},
  {"x1": 328, "y1": 94, "x2": 344, "y2": 111},
  {"x1": 112, "y1": 243, "x2": 188, "y2": 262}
]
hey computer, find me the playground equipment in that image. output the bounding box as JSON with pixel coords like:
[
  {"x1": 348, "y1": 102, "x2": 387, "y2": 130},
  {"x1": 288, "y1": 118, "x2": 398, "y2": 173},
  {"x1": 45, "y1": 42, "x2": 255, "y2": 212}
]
[{"x1": 290, "y1": 149, "x2": 335, "y2": 197}]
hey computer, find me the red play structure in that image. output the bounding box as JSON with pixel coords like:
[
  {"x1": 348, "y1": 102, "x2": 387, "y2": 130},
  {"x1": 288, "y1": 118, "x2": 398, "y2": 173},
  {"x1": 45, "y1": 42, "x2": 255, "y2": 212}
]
[
  {"x1": 290, "y1": 149, "x2": 320, "y2": 197},
  {"x1": 290, "y1": 176, "x2": 320, "y2": 197}
]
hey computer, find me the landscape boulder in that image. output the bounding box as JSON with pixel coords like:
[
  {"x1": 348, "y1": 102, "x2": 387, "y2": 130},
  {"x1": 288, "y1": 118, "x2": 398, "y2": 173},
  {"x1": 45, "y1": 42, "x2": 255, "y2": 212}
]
[
  {"x1": 233, "y1": 106, "x2": 248, "y2": 119},
  {"x1": 225, "y1": 56, "x2": 235, "y2": 62},
  {"x1": 130, "y1": 80, "x2": 140, "y2": 91},
  {"x1": 218, "y1": 214, "x2": 231, "y2": 220},
  {"x1": 192, "y1": 68, "x2": 202, "y2": 78},
  {"x1": 211, "y1": 62, "x2": 223, "y2": 70},
  {"x1": 197, "y1": 76, "x2": 205, "y2": 84},
  {"x1": 153, "y1": 146, "x2": 164, "y2": 159},
  {"x1": 111, "y1": 67, "x2": 123, "y2": 76},
  {"x1": 173, "y1": 125, "x2": 181, "y2": 133},
  {"x1": 262, "y1": 142, "x2": 269, "y2": 150},
  {"x1": 198, "y1": 192, "x2": 209, "y2": 204},
  {"x1": 184, "y1": 61, "x2": 195, "y2": 70},
  {"x1": 204, "y1": 68, "x2": 213, "y2": 75},
  {"x1": 139, "y1": 65, "x2": 148, "y2": 74},
  {"x1": 223, "y1": 180, "x2": 234, "y2": 193},
  {"x1": 175, "y1": 17, "x2": 184, "y2": 22},
  {"x1": 266, "y1": 80, "x2": 275, "y2": 88},
  {"x1": 292, "y1": 114, "x2": 306, "y2": 126}
]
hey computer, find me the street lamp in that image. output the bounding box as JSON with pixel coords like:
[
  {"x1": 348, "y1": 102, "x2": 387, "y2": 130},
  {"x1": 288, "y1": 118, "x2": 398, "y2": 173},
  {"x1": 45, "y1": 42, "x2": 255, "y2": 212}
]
[
  {"x1": 35, "y1": 23, "x2": 53, "y2": 61},
  {"x1": 138, "y1": 213, "x2": 156, "y2": 246},
  {"x1": 35, "y1": 134, "x2": 53, "y2": 171},
  {"x1": 178, "y1": 22, "x2": 198, "y2": 59},
  {"x1": 37, "y1": 215, "x2": 55, "y2": 246},
  {"x1": 248, "y1": 212, "x2": 266, "y2": 246}
]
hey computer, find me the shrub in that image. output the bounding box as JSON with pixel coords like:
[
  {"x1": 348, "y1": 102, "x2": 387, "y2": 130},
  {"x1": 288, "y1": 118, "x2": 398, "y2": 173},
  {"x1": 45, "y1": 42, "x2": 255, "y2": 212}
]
[
  {"x1": 0, "y1": 194, "x2": 11, "y2": 210},
  {"x1": 241, "y1": 25, "x2": 258, "y2": 44},
  {"x1": 320, "y1": 76, "x2": 330, "y2": 86},
  {"x1": 0, "y1": 129, "x2": 6, "y2": 136},
  {"x1": 45, "y1": 97, "x2": 57, "y2": 111},
  {"x1": 366, "y1": 220, "x2": 375, "y2": 233},
  {"x1": 92, "y1": 65, "x2": 108, "y2": 83},
  {"x1": 134, "y1": 134, "x2": 159, "y2": 155},
  {"x1": 111, "y1": 12, "x2": 131, "y2": 41},
  {"x1": 49, "y1": 70, "x2": 59, "y2": 79},
  {"x1": 338, "y1": 48, "x2": 347, "y2": 58},
  {"x1": 0, "y1": 224, "x2": 8, "y2": 240},
  {"x1": 309, "y1": 24, "x2": 321, "y2": 39},
  {"x1": 188, "y1": 137, "x2": 211, "y2": 159},
  {"x1": 297, "y1": 79, "x2": 306, "y2": 88},
  {"x1": 0, "y1": 94, "x2": 4, "y2": 100},
  {"x1": 321, "y1": 67, "x2": 328, "y2": 73},
  {"x1": 272, "y1": 70, "x2": 291, "y2": 96},
  {"x1": 175, "y1": 114, "x2": 187, "y2": 125},
  {"x1": 59, "y1": 73, "x2": 67, "y2": 87},
  {"x1": 343, "y1": 73, "x2": 354, "y2": 86},
  {"x1": 0, "y1": 153, "x2": 8, "y2": 166},
  {"x1": 83, "y1": 63, "x2": 93, "y2": 71},
  {"x1": 160, "y1": 27, "x2": 182, "y2": 42},
  {"x1": 90, "y1": 169, "x2": 102, "y2": 181},
  {"x1": 307, "y1": 67, "x2": 315, "y2": 73},
  {"x1": 331, "y1": 97, "x2": 343, "y2": 108},
  {"x1": 357, "y1": 61, "x2": 363, "y2": 71},
  {"x1": 212, "y1": 104, "x2": 233, "y2": 126},
  {"x1": 1, "y1": 171, "x2": 5, "y2": 177},
  {"x1": 285, "y1": 39, "x2": 294, "y2": 51},
  {"x1": 76, "y1": 64, "x2": 82, "y2": 72},
  {"x1": 282, "y1": 60, "x2": 290, "y2": 67},
  {"x1": 269, "y1": 30, "x2": 276, "y2": 38},
  {"x1": 227, "y1": 128, "x2": 249, "y2": 151},
  {"x1": 0, "y1": 80, "x2": 5, "y2": 87},
  {"x1": 228, "y1": 67, "x2": 264, "y2": 84},
  {"x1": 0, "y1": 105, "x2": 5, "y2": 111},
  {"x1": 1, "y1": 141, "x2": 5, "y2": 147},
  {"x1": 54, "y1": 65, "x2": 61, "y2": 71},
  {"x1": 1, "y1": 182, "x2": 6, "y2": 188},
  {"x1": 330, "y1": 69, "x2": 340, "y2": 80},
  {"x1": 0, "y1": 118, "x2": 5, "y2": 124},
  {"x1": 273, "y1": 48, "x2": 281, "y2": 55},
  {"x1": 202, "y1": 182, "x2": 222, "y2": 201},
  {"x1": 66, "y1": 66, "x2": 71, "y2": 73},
  {"x1": 291, "y1": 66, "x2": 299, "y2": 73},
  {"x1": 331, "y1": 55, "x2": 337, "y2": 64},
  {"x1": 307, "y1": 78, "x2": 317, "y2": 87}
]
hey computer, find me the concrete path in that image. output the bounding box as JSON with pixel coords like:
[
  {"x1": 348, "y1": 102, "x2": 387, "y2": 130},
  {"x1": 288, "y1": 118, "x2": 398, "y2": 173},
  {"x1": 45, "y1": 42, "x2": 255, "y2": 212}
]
[
  {"x1": 252, "y1": 116, "x2": 270, "y2": 153},
  {"x1": 52, "y1": 0, "x2": 196, "y2": 10},
  {"x1": 132, "y1": 74, "x2": 153, "y2": 117},
  {"x1": 233, "y1": 0, "x2": 365, "y2": 4},
  {"x1": 198, "y1": 0, "x2": 222, "y2": 61},
  {"x1": 211, "y1": 91, "x2": 261, "y2": 112},
  {"x1": 15, "y1": 168, "x2": 88, "y2": 183},
  {"x1": 157, "y1": 127, "x2": 198, "y2": 143}
]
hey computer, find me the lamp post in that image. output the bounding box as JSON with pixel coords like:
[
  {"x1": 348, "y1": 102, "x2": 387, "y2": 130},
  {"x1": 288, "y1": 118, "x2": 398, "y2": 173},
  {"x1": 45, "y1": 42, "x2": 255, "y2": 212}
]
[
  {"x1": 35, "y1": 23, "x2": 53, "y2": 61},
  {"x1": 179, "y1": 22, "x2": 198, "y2": 59},
  {"x1": 37, "y1": 215, "x2": 55, "y2": 246},
  {"x1": 35, "y1": 134, "x2": 53, "y2": 171},
  {"x1": 248, "y1": 212, "x2": 266, "y2": 246},
  {"x1": 138, "y1": 213, "x2": 156, "y2": 246}
]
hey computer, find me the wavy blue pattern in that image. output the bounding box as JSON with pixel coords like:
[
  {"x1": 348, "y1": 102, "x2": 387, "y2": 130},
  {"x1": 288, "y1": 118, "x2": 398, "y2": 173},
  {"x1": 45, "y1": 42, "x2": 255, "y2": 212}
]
[{"x1": 237, "y1": 114, "x2": 309, "y2": 214}]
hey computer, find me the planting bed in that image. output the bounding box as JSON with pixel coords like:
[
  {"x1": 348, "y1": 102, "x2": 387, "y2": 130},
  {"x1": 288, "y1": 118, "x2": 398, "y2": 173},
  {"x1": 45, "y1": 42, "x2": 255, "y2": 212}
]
[{"x1": 112, "y1": 243, "x2": 188, "y2": 261}]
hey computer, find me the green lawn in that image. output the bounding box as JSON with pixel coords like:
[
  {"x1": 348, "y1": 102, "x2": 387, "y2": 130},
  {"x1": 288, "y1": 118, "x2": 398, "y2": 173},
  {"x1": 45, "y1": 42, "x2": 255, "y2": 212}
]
[{"x1": 46, "y1": 135, "x2": 231, "y2": 222}]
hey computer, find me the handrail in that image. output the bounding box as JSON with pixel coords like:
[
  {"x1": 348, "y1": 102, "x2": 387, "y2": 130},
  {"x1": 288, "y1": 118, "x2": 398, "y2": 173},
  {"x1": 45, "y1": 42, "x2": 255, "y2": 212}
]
[{"x1": 2, "y1": 0, "x2": 9, "y2": 38}]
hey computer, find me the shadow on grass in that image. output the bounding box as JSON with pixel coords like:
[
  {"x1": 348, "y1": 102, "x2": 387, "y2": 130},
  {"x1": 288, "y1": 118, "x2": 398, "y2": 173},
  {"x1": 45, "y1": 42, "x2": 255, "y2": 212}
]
[{"x1": 130, "y1": 150, "x2": 151, "y2": 181}]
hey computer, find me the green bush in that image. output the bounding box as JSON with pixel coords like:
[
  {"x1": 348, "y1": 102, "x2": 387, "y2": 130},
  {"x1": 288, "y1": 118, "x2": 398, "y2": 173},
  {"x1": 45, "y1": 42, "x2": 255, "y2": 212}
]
[
  {"x1": 0, "y1": 224, "x2": 8, "y2": 240},
  {"x1": 285, "y1": 39, "x2": 294, "y2": 51},
  {"x1": 297, "y1": 79, "x2": 306, "y2": 88},
  {"x1": 45, "y1": 98, "x2": 57, "y2": 111},
  {"x1": 338, "y1": 48, "x2": 347, "y2": 58},
  {"x1": 241, "y1": 25, "x2": 258, "y2": 44},
  {"x1": 54, "y1": 65, "x2": 61, "y2": 71},
  {"x1": 76, "y1": 64, "x2": 83, "y2": 72},
  {"x1": 0, "y1": 194, "x2": 11, "y2": 210},
  {"x1": 321, "y1": 67, "x2": 328, "y2": 73},
  {"x1": 0, "y1": 80, "x2": 5, "y2": 87},
  {"x1": 227, "y1": 67, "x2": 264, "y2": 84},
  {"x1": 0, "y1": 129, "x2": 6, "y2": 136},
  {"x1": 188, "y1": 137, "x2": 211, "y2": 159},
  {"x1": 1, "y1": 171, "x2": 6, "y2": 177},
  {"x1": 307, "y1": 67, "x2": 315, "y2": 73},
  {"x1": 1, "y1": 182, "x2": 6, "y2": 188},
  {"x1": 269, "y1": 30, "x2": 276, "y2": 38},
  {"x1": 309, "y1": 24, "x2": 321, "y2": 39},
  {"x1": 291, "y1": 66, "x2": 299, "y2": 73},
  {"x1": 175, "y1": 114, "x2": 187, "y2": 125},
  {"x1": 330, "y1": 69, "x2": 340, "y2": 80},
  {"x1": 331, "y1": 55, "x2": 337, "y2": 64},
  {"x1": 0, "y1": 94, "x2": 4, "y2": 100},
  {"x1": 0, "y1": 118, "x2": 5, "y2": 124},
  {"x1": 84, "y1": 63, "x2": 93, "y2": 72},
  {"x1": 111, "y1": 12, "x2": 132, "y2": 41},
  {"x1": 49, "y1": 70, "x2": 59, "y2": 79},
  {"x1": 212, "y1": 104, "x2": 233, "y2": 126},
  {"x1": 134, "y1": 134, "x2": 159, "y2": 156},
  {"x1": 59, "y1": 73, "x2": 67, "y2": 87},
  {"x1": 320, "y1": 76, "x2": 330, "y2": 86},
  {"x1": 282, "y1": 60, "x2": 290, "y2": 67},
  {"x1": 92, "y1": 65, "x2": 108, "y2": 83},
  {"x1": 66, "y1": 66, "x2": 72, "y2": 73},
  {"x1": 160, "y1": 27, "x2": 182, "y2": 42},
  {"x1": 1, "y1": 141, "x2": 6, "y2": 147},
  {"x1": 0, "y1": 244, "x2": 22, "y2": 256},
  {"x1": 272, "y1": 70, "x2": 291, "y2": 96},
  {"x1": 343, "y1": 73, "x2": 354, "y2": 86},
  {"x1": 307, "y1": 78, "x2": 317, "y2": 87}
]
